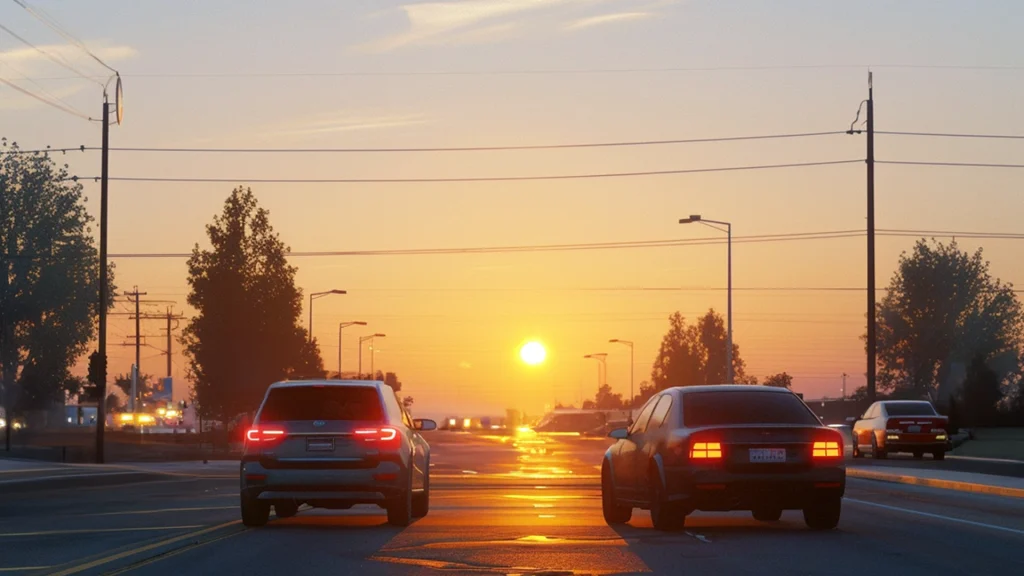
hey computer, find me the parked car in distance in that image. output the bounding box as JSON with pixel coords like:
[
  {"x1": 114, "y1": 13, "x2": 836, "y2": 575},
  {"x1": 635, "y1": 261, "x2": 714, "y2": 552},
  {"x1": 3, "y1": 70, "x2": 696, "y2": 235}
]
[{"x1": 850, "y1": 400, "x2": 948, "y2": 460}]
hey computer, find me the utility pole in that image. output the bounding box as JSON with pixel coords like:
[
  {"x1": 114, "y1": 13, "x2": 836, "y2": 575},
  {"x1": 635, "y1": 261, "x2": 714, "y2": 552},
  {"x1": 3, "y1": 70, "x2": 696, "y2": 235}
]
[
  {"x1": 842, "y1": 373, "x2": 848, "y2": 400},
  {"x1": 160, "y1": 307, "x2": 183, "y2": 379},
  {"x1": 866, "y1": 73, "x2": 876, "y2": 404},
  {"x1": 124, "y1": 286, "x2": 147, "y2": 410},
  {"x1": 848, "y1": 72, "x2": 876, "y2": 404}
]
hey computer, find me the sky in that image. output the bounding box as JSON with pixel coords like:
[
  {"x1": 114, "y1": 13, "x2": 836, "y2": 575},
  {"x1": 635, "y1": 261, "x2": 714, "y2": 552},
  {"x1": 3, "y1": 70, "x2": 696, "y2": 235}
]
[{"x1": 2, "y1": 0, "x2": 1024, "y2": 419}]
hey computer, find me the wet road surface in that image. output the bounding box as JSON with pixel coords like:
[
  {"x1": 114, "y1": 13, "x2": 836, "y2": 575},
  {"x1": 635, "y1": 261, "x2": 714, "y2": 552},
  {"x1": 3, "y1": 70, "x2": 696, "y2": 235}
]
[{"x1": 2, "y1": 431, "x2": 1022, "y2": 575}]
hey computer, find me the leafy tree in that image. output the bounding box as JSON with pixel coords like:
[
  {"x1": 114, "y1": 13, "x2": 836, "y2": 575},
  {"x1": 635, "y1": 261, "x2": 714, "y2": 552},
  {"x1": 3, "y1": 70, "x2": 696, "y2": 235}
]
[
  {"x1": 0, "y1": 141, "x2": 114, "y2": 417},
  {"x1": 112, "y1": 372, "x2": 154, "y2": 404},
  {"x1": 961, "y1": 353, "x2": 1002, "y2": 427},
  {"x1": 875, "y1": 240, "x2": 1024, "y2": 402},
  {"x1": 650, "y1": 310, "x2": 750, "y2": 390},
  {"x1": 763, "y1": 372, "x2": 793, "y2": 389},
  {"x1": 402, "y1": 396, "x2": 414, "y2": 410},
  {"x1": 583, "y1": 384, "x2": 626, "y2": 410},
  {"x1": 105, "y1": 393, "x2": 122, "y2": 413},
  {"x1": 632, "y1": 380, "x2": 657, "y2": 407},
  {"x1": 181, "y1": 187, "x2": 322, "y2": 422}
]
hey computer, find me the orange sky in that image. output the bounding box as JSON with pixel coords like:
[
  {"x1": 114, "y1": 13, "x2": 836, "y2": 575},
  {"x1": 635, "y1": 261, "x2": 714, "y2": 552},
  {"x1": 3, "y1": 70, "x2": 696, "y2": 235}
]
[{"x1": 3, "y1": 1, "x2": 1023, "y2": 417}]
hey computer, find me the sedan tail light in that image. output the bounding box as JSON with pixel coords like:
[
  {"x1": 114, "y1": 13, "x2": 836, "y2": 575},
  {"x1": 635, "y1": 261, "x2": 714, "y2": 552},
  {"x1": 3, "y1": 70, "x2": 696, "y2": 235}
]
[
  {"x1": 355, "y1": 427, "x2": 400, "y2": 448},
  {"x1": 689, "y1": 433, "x2": 724, "y2": 461},
  {"x1": 245, "y1": 427, "x2": 286, "y2": 445},
  {"x1": 812, "y1": 429, "x2": 843, "y2": 459}
]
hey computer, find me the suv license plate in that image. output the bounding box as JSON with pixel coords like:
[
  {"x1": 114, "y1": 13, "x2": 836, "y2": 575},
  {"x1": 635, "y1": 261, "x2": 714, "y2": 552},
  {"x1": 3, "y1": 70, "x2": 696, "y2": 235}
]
[
  {"x1": 306, "y1": 438, "x2": 335, "y2": 452},
  {"x1": 749, "y1": 448, "x2": 786, "y2": 463}
]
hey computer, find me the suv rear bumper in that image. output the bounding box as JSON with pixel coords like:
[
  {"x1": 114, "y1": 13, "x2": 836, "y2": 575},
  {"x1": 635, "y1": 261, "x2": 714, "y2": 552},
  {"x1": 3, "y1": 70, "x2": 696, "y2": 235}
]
[
  {"x1": 664, "y1": 465, "x2": 845, "y2": 512},
  {"x1": 240, "y1": 459, "x2": 408, "y2": 506}
]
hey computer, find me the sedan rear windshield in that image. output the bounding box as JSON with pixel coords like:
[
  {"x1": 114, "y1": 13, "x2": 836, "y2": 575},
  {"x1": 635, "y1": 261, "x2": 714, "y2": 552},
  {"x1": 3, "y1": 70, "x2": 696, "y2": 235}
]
[
  {"x1": 259, "y1": 386, "x2": 383, "y2": 422},
  {"x1": 683, "y1": 391, "x2": 820, "y2": 427},
  {"x1": 884, "y1": 402, "x2": 937, "y2": 416}
]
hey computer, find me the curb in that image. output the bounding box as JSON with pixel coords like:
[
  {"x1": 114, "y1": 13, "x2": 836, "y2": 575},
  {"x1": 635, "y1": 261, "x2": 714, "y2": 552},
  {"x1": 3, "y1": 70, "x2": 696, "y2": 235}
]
[
  {"x1": 848, "y1": 468, "x2": 1024, "y2": 499},
  {"x1": 0, "y1": 471, "x2": 176, "y2": 495}
]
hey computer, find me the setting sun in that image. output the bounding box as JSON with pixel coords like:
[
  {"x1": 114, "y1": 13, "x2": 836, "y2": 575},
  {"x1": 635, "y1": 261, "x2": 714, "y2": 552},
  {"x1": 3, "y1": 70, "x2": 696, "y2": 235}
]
[{"x1": 519, "y1": 341, "x2": 547, "y2": 366}]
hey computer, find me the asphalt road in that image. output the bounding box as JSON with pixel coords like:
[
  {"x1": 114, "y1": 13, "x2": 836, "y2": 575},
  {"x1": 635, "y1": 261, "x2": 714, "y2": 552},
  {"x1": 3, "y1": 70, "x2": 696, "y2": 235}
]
[{"x1": 2, "y1": 432, "x2": 1022, "y2": 575}]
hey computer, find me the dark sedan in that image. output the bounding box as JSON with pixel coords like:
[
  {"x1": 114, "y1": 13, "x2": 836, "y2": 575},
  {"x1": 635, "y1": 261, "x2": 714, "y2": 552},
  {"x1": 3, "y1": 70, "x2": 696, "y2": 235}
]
[{"x1": 601, "y1": 385, "x2": 845, "y2": 531}]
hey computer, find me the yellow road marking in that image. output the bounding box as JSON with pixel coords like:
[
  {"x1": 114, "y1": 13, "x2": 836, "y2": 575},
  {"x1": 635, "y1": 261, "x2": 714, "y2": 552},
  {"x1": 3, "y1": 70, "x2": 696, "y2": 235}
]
[
  {"x1": 48, "y1": 521, "x2": 240, "y2": 576},
  {"x1": 0, "y1": 526, "x2": 202, "y2": 537}
]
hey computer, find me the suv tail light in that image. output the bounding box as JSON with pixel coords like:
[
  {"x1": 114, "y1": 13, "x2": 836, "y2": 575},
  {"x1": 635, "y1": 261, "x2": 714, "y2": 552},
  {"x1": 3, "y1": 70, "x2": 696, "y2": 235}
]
[
  {"x1": 245, "y1": 427, "x2": 286, "y2": 445},
  {"x1": 355, "y1": 427, "x2": 400, "y2": 448},
  {"x1": 812, "y1": 429, "x2": 842, "y2": 459}
]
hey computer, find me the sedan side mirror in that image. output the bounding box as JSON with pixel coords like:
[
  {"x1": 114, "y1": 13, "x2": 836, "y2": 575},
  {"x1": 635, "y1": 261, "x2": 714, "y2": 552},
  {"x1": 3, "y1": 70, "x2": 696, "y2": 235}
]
[
  {"x1": 608, "y1": 427, "x2": 629, "y2": 440},
  {"x1": 414, "y1": 419, "x2": 437, "y2": 431}
]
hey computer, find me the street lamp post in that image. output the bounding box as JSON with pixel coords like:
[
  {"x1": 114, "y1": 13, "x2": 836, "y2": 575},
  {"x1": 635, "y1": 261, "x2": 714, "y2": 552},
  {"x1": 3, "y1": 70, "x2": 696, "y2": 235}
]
[
  {"x1": 338, "y1": 321, "x2": 367, "y2": 376},
  {"x1": 583, "y1": 353, "x2": 608, "y2": 399},
  {"x1": 359, "y1": 334, "x2": 386, "y2": 378},
  {"x1": 609, "y1": 339, "x2": 634, "y2": 407},
  {"x1": 309, "y1": 289, "x2": 347, "y2": 344},
  {"x1": 679, "y1": 214, "x2": 733, "y2": 384}
]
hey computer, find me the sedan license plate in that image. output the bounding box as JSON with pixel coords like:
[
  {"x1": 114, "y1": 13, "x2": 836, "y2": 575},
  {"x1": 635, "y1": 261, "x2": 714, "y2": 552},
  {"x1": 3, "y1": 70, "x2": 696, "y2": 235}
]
[
  {"x1": 908, "y1": 425, "x2": 921, "y2": 433},
  {"x1": 749, "y1": 448, "x2": 787, "y2": 463},
  {"x1": 306, "y1": 437, "x2": 335, "y2": 452}
]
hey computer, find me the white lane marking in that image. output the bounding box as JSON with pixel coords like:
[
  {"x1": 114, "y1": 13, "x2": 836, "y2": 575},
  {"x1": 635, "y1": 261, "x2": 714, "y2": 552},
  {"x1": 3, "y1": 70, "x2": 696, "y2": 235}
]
[
  {"x1": 85, "y1": 506, "x2": 237, "y2": 517},
  {"x1": 0, "y1": 568, "x2": 53, "y2": 573},
  {"x1": 845, "y1": 498, "x2": 1024, "y2": 536},
  {"x1": 686, "y1": 531, "x2": 712, "y2": 543},
  {"x1": 947, "y1": 455, "x2": 1024, "y2": 464}
]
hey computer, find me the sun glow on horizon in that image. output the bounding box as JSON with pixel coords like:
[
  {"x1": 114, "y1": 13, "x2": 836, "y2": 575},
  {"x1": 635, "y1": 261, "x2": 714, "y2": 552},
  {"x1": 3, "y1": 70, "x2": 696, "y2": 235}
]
[{"x1": 519, "y1": 341, "x2": 547, "y2": 366}]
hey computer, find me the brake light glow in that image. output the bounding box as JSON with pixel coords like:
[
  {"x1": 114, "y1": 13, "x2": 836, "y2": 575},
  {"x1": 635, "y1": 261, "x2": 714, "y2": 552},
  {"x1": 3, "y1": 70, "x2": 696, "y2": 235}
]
[
  {"x1": 245, "y1": 427, "x2": 286, "y2": 443},
  {"x1": 690, "y1": 441, "x2": 723, "y2": 460},
  {"x1": 812, "y1": 441, "x2": 840, "y2": 457},
  {"x1": 355, "y1": 427, "x2": 400, "y2": 446}
]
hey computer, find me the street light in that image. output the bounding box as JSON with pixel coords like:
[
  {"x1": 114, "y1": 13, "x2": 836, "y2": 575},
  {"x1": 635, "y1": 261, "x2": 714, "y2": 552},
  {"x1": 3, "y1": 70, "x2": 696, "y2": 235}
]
[
  {"x1": 679, "y1": 214, "x2": 733, "y2": 384},
  {"x1": 309, "y1": 289, "x2": 347, "y2": 343},
  {"x1": 583, "y1": 353, "x2": 608, "y2": 398},
  {"x1": 338, "y1": 321, "x2": 367, "y2": 376},
  {"x1": 609, "y1": 339, "x2": 634, "y2": 408},
  {"x1": 359, "y1": 333, "x2": 386, "y2": 378}
]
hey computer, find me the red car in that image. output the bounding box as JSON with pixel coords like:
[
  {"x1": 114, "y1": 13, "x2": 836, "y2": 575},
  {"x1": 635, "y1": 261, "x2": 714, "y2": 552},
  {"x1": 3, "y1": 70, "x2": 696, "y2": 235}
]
[{"x1": 851, "y1": 400, "x2": 949, "y2": 460}]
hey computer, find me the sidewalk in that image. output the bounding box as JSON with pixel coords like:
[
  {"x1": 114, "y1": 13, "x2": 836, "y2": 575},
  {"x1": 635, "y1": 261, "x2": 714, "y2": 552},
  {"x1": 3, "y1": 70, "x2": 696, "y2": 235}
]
[
  {"x1": 848, "y1": 464, "x2": 1024, "y2": 498},
  {"x1": 0, "y1": 457, "x2": 237, "y2": 494}
]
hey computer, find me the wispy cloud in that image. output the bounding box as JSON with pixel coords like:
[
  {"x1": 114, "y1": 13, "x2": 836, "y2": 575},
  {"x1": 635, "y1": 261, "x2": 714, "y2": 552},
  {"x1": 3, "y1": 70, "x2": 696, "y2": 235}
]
[
  {"x1": 565, "y1": 11, "x2": 653, "y2": 30},
  {"x1": 275, "y1": 112, "x2": 432, "y2": 138},
  {"x1": 0, "y1": 42, "x2": 138, "y2": 73},
  {"x1": 357, "y1": 0, "x2": 605, "y2": 52}
]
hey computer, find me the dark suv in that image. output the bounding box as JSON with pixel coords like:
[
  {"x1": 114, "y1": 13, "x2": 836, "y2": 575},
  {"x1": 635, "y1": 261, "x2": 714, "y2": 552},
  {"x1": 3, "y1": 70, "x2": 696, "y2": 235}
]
[{"x1": 240, "y1": 380, "x2": 436, "y2": 527}]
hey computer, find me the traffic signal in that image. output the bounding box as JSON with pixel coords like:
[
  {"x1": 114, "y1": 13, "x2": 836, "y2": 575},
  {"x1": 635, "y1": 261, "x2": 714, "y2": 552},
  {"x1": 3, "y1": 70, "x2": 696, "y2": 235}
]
[{"x1": 83, "y1": 352, "x2": 107, "y2": 403}]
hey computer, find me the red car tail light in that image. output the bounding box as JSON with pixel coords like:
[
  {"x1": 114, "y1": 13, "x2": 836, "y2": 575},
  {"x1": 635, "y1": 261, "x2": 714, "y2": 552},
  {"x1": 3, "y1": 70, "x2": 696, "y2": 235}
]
[
  {"x1": 355, "y1": 427, "x2": 400, "y2": 448},
  {"x1": 812, "y1": 429, "x2": 843, "y2": 458},
  {"x1": 245, "y1": 427, "x2": 286, "y2": 445},
  {"x1": 689, "y1": 435, "x2": 724, "y2": 461}
]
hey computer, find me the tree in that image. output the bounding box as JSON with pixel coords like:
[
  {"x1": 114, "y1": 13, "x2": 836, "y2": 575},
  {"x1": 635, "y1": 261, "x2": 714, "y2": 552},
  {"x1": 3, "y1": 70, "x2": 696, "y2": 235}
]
[
  {"x1": 181, "y1": 187, "x2": 322, "y2": 422},
  {"x1": 632, "y1": 380, "x2": 657, "y2": 407},
  {"x1": 113, "y1": 372, "x2": 154, "y2": 404},
  {"x1": 875, "y1": 240, "x2": 1024, "y2": 402},
  {"x1": 583, "y1": 384, "x2": 625, "y2": 410},
  {"x1": 402, "y1": 396, "x2": 414, "y2": 410},
  {"x1": 961, "y1": 353, "x2": 1002, "y2": 427},
  {"x1": 763, "y1": 372, "x2": 793, "y2": 389},
  {"x1": 1, "y1": 141, "x2": 114, "y2": 417},
  {"x1": 105, "y1": 393, "x2": 122, "y2": 413},
  {"x1": 650, "y1": 310, "x2": 750, "y2": 391}
]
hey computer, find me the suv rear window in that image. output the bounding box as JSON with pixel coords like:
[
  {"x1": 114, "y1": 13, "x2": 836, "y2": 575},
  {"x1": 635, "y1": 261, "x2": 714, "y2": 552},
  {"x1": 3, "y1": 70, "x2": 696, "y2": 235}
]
[
  {"x1": 884, "y1": 402, "x2": 936, "y2": 416},
  {"x1": 259, "y1": 386, "x2": 383, "y2": 422},
  {"x1": 683, "y1": 390, "x2": 820, "y2": 427}
]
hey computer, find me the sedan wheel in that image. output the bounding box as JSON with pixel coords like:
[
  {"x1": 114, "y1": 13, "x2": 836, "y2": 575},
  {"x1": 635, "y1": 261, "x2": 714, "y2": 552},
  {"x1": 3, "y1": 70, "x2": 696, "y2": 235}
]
[
  {"x1": 649, "y1": 472, "x2": 684, "y2": 531},
  {"x1": 601, "y1": 465, "x2": 631, "y2": 524}
]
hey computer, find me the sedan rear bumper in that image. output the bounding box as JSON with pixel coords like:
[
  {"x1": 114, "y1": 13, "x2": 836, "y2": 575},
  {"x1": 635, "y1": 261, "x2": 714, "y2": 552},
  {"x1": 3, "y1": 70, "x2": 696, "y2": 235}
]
[{"x1": 664, "y1": 465, "x2": 845, "y2": 512}]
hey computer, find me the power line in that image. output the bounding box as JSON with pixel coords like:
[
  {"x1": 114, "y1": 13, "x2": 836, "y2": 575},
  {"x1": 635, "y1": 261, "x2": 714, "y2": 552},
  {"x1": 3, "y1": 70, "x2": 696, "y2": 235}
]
[
  {"x1": 35, "y1": 131, "x2": 846, "y2": 154},
  {"x1": 878, "y1": 160, "x2": 1024, "y2": 169},
  {"x1": 31, "y1": 63, "x2": 1024, "y2": 80},
  {"x1": 11, "y1": 0, "x2": 118, "y2": 74},
  {"x1": 105, "y1": 228, "x2": 1024, "y2": 260},
  {"x1": 76, "y1": 159, "x2": 861, "y2": 185},
  {"x1": 879, "y1": 130, "x2": 1024, "y2": 140},
  {"x1": 0, "y1": 60, "x2": 90, "y2": 119},
  {"x1": 0, "y1": 22, "x2": 102, "y2": 86},
  {"x1": 0, "y1": 74, "x2": 91, "y2": 120}
]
